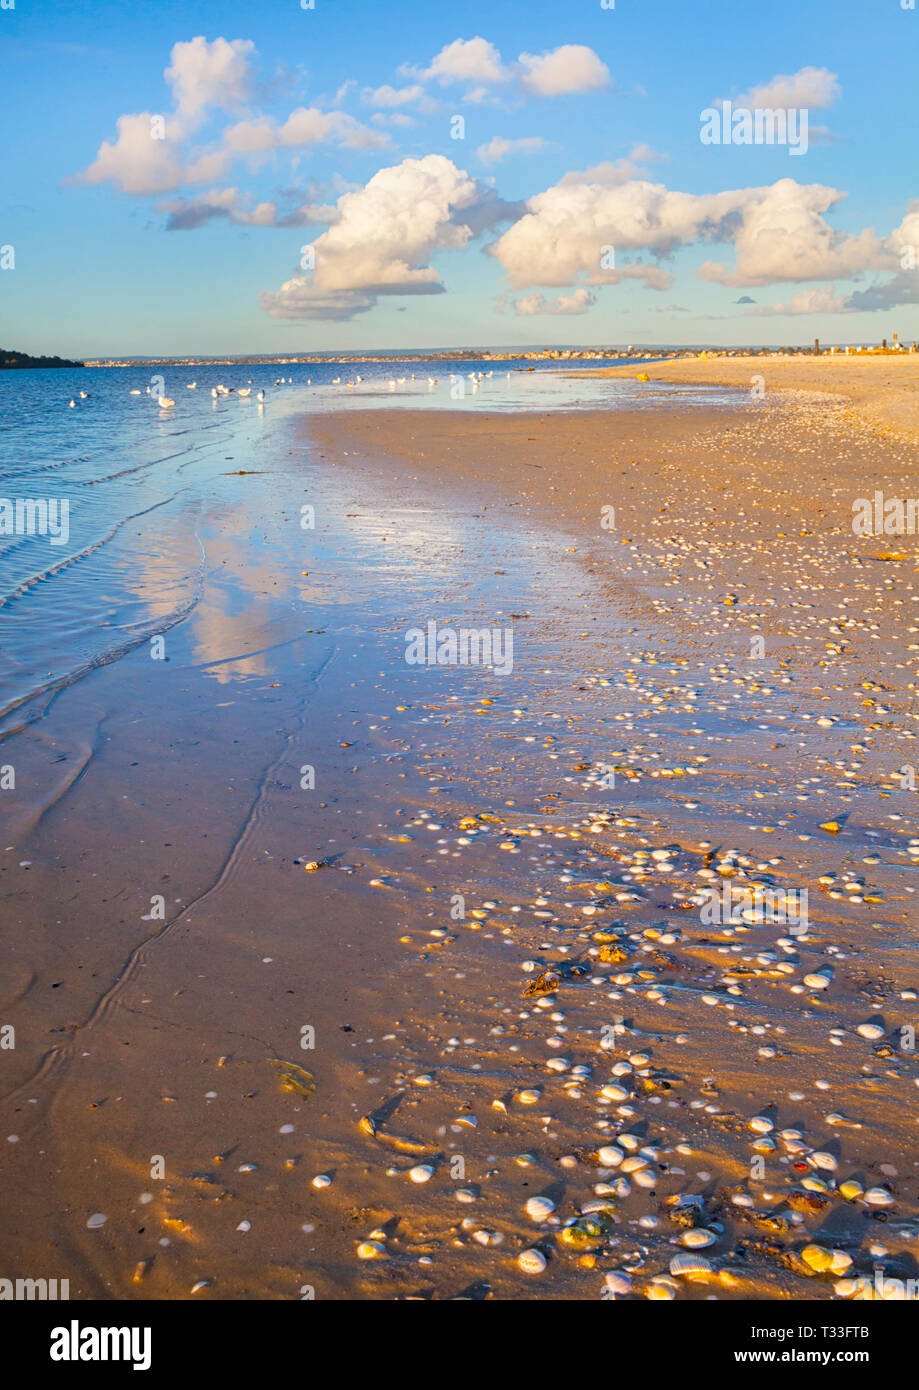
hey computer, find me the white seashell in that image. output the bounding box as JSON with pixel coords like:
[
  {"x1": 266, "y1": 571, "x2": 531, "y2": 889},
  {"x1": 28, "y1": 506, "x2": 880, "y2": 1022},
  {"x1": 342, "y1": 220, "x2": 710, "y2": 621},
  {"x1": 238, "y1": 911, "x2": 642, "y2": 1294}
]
[
  {"x1": 682, "y1": 1229, "x2": 717, "y2": 1248},
  {"x1": 525, "y1": 1196, "x2": 555, "y2": 1221},
  {"x1": 597, "y1": 1145, "x2": 624, "y2": 1167},
  {"x1": 804, "y1": 973, "x2": 831, "y2": 990},
  {"x1": 600, "y1": 1083, "x2": 630, "y2": 1101},
  {"x1": 749, "y1": 1115, "x2": 774, "y2": 1133},
  {"x1": 864, "y1": 1188, "x2": 894, "y2": 1206},
  {"x1": 808, "y1": 1151, "x2": 837, "y2": 1172},
  {"x1": 86, "y1": 1214, "x2": 108, "y2": 1230},
  {"x1": 670, "y1": 1252, "x2": 712, "y2": 1277},
  {"x1": 518, "y1": 1248, "x2": 547, "y2": 1274},
  {"x1": 455, "y1": 1189, "x2": 477, "y2": 1203},
  {"x1": 856, "y1": 1022, "x2": 885, "y2": 1041},
  {"x1": 646, "y1": 1281, "x2": 676, "y2": 1300},
  {"x1": 357, "y1": 1241, "x2": 387, "y2": 1259},
  {"x1": 620, "y1": 1155, "x2": 649, "y2": 1173},
  {"x1": 603, "y1": 1271, "x2": 632, "y2": 1295},
  {"x1": 311, "y1": 1174, "x2": 332, "y2": 1189},
  {"x1": 236, "y1": 1220, "x2": 251, "y2": 1232},
  {"x1": 409, "y1": 1165, "x2": 433, "y2": 1183},
  {"x1": 517, "y1": 1089, "x2": 541, "y2": 1105}
]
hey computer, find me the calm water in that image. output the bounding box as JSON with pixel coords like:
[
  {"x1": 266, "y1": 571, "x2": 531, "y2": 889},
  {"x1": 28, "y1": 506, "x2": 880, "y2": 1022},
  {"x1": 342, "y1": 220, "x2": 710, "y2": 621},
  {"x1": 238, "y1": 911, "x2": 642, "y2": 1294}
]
[{"x1": 0, "y1": 357, "x2": 738, "y2": 738}]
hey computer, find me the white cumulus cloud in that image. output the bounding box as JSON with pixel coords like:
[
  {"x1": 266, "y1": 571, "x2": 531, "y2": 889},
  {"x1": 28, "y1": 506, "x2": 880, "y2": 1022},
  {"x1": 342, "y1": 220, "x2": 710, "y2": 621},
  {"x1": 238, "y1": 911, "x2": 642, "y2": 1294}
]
[
  {"x1": 261, "y1": 154, "x2": 512, "y2": 320},
  {"x1": 518, "y1": 44, "x2": 610, "y2": 97}
]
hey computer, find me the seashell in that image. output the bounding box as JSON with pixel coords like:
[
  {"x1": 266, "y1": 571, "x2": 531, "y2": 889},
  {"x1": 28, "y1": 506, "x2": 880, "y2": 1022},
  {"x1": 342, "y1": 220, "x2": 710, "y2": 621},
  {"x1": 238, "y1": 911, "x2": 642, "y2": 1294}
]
[
  {"x1": 603, "y1": 1271, "x2": 632, "y2": 1295},
  {"x1": 856, "y1": 1022, "x2": 885, "y2": 1041},
  {"x1": 749, "y1": 1115, "x2": 774, "y2": 1134},
  {"x1": 802, "y1": 1245, "x2": 851, "y2": 1274},
  {"x1": 86, "y1": 1214, "x2": 108, "y2": 1230},
  {"x1": 633, "y1": 1169, "x2": 657, "y2": 1189},
  {"x1": 804, "y1": 973, "x2": 831, "y2": 990},
  {"x1": 311, "y1": 1174, "x2": 332, "y2": 1189},
  {"x1": 839, "y1": 1179, "x2": 864, "y2": 1201},
  {"x1": 670, "y1": 1253, "x2": 712, "y2": 1278},
  {"x1": 473, "y1": 1229, "x2": 503, "y2": 1246},
  {"x1": 408, "y1": 1165, "x2": 433, "y2": 1183},
  {"x1": 516, "y1": 1088, "x2": 541, "y2": 1105},
  {"x1": 620, "y1": 1155, "x2": 649, "y2": 1173},
  {"x1": 455, "y1": 1189, "x2": 477, "y2": 1203},
  {"x1": 864, "y1": 1188, "x2": 894, "y2": 1206},
  {"x1": 599, "y1": 1083, "x2": 630, "y2": 1102},
  {"x1": 525, "y1": 1196, "x2": 555, "y2": 1221},
  {"x1": 808, "y1": 1151, "x2": 837, "y2": 1172},
  {"x1": 357, "y1": 1241, "x2": 387, "y2": 1260},
  {"x1": 646, "y1": 1281, "x2": 676, "y2": 1300},
  {"x1": 518, "y1": 1248, "x2": 547, "y2": 1274},
  {"x1": 597, "y1": 1145, "x2": 624, "y2": 1167},
  {"x1": 682, "y1": 1229, "x2": 717, "y2": 1249}
]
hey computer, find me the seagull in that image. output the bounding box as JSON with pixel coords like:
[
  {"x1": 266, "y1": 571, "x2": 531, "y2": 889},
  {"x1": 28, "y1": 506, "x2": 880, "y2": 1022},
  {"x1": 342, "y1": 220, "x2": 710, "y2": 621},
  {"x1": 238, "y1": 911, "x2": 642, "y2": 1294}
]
[
  {"x1": 427, "y1": 377, "x2": 435, "y2": 388},
  {"x1": 307, "y1": 378, "x2": 312, "y2": 385},
  {"x1": 186, "y1": 382, "x2": 196, "y2": 389},
  {"x1": 355, "y1": 374, "x2": 363, "y2": 383},
  {"x1": 397, "y1": 376, "x2": 406, "y2": 385},
  {"x1": 332, "y1": 377, "x2": 341, "y2": 384},
  {"x1": 238, "y1": 388, "x2": 251, "y2": 397},
  {"x1": 129, "y1": 389, "x2": 142, "y2": 395},
  {"x1": 211, "y1": 387, "x2": 219, "y2": 399},
  {"x1": 68, "y1": 399, "x2": 76, "y2": 408},
  {"x1": 388, "y1": 380, "x2": 396, "y2": 390},
  {"x1": 79, "y1": 390, "x2": 89, "y2": 398},
  {"x1": 256, "y1": 389, "x2": 265, "y2": 403},
  {"x1": 158, "y1": 396, "x2": 175, "y2": 408}
]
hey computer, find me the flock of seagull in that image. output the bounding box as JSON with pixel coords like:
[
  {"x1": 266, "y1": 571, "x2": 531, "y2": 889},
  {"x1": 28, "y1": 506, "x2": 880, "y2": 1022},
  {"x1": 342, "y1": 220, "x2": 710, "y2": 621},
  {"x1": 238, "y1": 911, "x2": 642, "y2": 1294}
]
[{"x1": 67, "y1": 368, "x2": 508, "y2": 411}]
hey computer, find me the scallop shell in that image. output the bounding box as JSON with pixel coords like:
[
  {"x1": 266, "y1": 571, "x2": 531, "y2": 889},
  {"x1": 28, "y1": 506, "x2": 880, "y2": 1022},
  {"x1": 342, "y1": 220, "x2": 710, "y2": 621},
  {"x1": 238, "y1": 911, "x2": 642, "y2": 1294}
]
[
  {"x1": 525, "y1": 1196, "x2": 555, "y2": 1221},
  {"x1": 518, "y1": 1249, "x2": 547, "y2": 1274},
  {"x1": 670, "y1": 1252, "x2": 712, "y2": 1277}
]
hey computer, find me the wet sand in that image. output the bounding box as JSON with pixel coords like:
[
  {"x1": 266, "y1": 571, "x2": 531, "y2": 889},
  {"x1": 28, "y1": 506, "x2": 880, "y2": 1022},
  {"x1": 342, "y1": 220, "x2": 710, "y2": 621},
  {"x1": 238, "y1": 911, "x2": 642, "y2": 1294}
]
[{"x1": 2, "y1": 383, "x2": 918, "y2": 1301}]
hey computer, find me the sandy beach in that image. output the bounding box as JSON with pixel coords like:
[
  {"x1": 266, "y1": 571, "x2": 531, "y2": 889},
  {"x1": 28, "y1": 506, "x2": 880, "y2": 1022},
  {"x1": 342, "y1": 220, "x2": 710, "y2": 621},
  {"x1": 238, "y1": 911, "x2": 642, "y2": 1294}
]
[
  {"x1": 2, "y1": 362, "x2": 918, "y2": 1301},
  {"x1": 584, "y1": 353, "x2": 919, "y2": 440}
]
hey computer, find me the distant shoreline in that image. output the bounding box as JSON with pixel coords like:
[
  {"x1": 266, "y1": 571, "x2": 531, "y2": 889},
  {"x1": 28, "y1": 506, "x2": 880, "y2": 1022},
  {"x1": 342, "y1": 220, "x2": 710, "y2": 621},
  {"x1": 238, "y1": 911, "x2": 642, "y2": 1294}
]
[{"x1": 0, "y1": 349, "x2": 84, "y2": 369}]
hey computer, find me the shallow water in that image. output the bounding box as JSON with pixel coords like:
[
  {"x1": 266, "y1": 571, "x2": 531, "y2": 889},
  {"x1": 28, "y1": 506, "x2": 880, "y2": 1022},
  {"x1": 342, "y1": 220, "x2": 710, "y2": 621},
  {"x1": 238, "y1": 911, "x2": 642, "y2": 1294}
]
[{"x1": 0, "y1": 359, "x2": 739, "y2": 735}]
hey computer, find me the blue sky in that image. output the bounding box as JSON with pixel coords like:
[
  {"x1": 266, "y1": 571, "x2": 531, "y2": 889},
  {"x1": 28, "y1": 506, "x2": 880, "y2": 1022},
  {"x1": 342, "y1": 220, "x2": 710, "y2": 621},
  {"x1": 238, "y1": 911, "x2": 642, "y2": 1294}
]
[{"x1": 2, "y1": 0, "x2": 917, "y2": 356}]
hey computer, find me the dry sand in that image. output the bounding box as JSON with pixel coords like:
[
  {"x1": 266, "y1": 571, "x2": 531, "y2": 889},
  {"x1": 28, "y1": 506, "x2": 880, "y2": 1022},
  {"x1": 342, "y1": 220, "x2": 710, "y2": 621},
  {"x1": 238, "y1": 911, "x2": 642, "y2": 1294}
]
[{"x1": 580, "y1": 354, "x2": 919, "y2": 441}]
